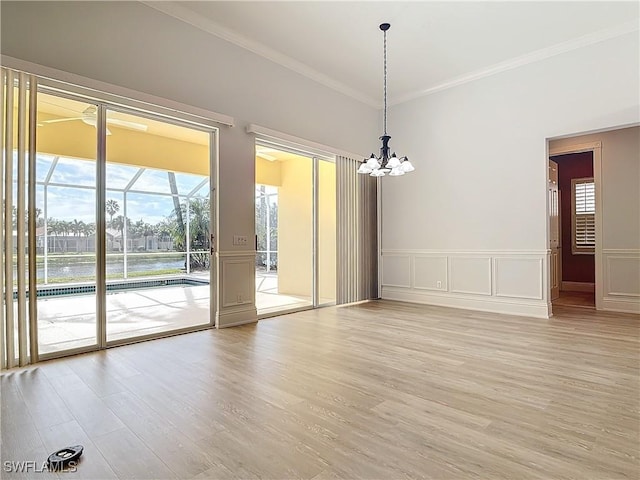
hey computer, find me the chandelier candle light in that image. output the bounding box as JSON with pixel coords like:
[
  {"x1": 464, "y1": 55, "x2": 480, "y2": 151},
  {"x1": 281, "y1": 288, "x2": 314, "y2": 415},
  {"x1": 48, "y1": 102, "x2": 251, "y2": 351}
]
[{"x1": 358, "y1": 23, "x2": 415, "y2": 177}]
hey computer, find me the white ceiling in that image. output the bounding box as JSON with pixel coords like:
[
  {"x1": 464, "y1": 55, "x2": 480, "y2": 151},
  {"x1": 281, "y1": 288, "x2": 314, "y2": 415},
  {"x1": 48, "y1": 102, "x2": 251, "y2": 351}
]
[{"x1": 146, "y1": 1, "x2": 639, "y2": 108}]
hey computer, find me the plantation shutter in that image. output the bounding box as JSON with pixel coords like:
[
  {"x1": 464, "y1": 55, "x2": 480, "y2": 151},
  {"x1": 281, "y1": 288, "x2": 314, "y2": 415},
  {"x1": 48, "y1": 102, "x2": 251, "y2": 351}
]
[{"x1": 573, "y1": 178, "x2": 595, "y2": 253}]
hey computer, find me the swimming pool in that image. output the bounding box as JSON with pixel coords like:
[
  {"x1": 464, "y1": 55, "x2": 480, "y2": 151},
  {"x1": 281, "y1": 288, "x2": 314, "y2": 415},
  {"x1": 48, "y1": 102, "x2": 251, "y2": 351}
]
[{"x1": 15, "y1": 277, "x2": 210, "y2": 299}]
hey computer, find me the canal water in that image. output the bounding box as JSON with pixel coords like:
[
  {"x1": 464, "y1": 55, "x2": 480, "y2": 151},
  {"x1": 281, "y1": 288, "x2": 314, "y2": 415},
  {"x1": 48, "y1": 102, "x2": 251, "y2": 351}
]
[{"x1": 32, "y1": 255, "x2": 187, "y2": 282}]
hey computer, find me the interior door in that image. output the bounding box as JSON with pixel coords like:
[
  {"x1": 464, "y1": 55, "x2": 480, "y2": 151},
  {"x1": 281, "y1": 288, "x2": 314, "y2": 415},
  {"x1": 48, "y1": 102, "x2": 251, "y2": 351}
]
[{"x1": 549, "y1": 160, "x2": 561, "y2": 300}]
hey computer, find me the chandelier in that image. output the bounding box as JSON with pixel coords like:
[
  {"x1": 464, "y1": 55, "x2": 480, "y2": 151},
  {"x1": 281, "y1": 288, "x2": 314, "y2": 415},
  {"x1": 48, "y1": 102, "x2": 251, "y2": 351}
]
[{"x1": 358, "y1": 23, "x2": 415, "y2": 177}]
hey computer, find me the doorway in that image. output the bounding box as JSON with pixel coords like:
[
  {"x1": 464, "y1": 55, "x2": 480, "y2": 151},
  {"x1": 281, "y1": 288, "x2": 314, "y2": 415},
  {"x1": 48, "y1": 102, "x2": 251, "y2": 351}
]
[
  {"x1": 548, "y1": 143, "x2": 601, "y2": 310},
  {"x1": 254, "y1": 143, "x2": 336, "y2": 316}
]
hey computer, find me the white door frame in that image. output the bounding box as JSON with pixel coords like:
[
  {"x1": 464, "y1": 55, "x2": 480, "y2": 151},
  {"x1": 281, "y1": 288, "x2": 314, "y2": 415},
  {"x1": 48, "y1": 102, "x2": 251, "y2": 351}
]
[{"x1": 548, "y1": 141, "x2": 602, "y2": 310}]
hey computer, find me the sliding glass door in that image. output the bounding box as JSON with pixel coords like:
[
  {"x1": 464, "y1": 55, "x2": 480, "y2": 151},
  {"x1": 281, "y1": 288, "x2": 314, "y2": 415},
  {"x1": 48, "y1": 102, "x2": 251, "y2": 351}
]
[
  {"x1": 104, "y1": 108, "x2": 212, "y2": 343},
  {"x1": 35, "y1": 92, "x2": 99, "y2": 355},
  {"x1": 317, "y1": 158, "x2": 336, "y2": 305},
  {"x1": 21, "y1": 85, "x2": 217, "y2": 358},
  {"x1": 255, "y1": 144, "x2": 336, "y2": 315}
]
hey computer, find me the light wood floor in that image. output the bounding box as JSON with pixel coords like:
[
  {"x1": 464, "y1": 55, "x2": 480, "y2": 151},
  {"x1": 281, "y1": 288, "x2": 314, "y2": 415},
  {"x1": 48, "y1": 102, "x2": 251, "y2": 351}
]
[
  {"x1": 553, "y1": 291, "x2": 596, "y2": 309},
  {"x1": 2, "y1": 301, "x2": 638, "y2": 479}
]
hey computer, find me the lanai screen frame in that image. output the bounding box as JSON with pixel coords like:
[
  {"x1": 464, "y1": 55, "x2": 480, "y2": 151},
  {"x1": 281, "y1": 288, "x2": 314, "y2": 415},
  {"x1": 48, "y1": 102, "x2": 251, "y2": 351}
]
[{"x1": 35, "y1": 153, "x2": 211, "y2": 283}]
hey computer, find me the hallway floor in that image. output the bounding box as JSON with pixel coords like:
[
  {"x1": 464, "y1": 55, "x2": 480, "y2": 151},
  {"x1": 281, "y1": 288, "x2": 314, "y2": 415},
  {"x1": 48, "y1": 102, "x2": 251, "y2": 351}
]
[{"x1": 553, "y1": 290, "x2": 596, "y2": 309}]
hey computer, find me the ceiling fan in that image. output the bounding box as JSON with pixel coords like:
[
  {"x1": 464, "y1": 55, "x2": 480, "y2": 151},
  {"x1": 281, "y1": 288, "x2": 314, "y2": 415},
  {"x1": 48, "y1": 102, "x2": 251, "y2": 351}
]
[{"x1": 39, "y1": 105, "x2": 148, "y2": 134}]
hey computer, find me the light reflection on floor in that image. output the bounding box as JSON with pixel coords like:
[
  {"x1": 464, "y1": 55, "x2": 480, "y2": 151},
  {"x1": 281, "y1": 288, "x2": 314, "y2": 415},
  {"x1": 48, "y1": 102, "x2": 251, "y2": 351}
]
[{"x1": 255, "y1": 271, "x2": 312, "y2": 315}]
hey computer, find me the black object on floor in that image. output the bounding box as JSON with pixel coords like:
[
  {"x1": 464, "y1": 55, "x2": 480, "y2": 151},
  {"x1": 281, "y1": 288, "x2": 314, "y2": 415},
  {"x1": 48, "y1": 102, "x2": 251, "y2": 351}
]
[{"x1": 47, "y1": 445, "x2": 83, "y2": 470}]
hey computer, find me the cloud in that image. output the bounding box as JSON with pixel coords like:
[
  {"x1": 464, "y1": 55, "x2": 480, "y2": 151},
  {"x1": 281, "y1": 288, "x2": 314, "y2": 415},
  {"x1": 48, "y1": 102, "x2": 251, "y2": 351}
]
[{"x1": 33, "y1": 155, "x2": 208, "y2": 225}]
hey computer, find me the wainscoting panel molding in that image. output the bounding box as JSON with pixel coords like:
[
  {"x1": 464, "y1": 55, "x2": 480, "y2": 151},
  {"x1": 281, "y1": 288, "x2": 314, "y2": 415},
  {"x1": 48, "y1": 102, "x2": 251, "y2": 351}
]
[
  {"x1": 381, "y1": 250, "x2": 550, "y2": 318},
  {"x1": 381, "y1": 255, "x2": 411, "y2": 288},
  {"x1": 219, "y1": 252, "x2": 258, "y2": 327},
  {"x1": 450, "y1": 256, "x2": 492, "y2": 296},
  {"x1": 602, "y1": 249, "x2": 640, "y2": 313},
  {"x1": 413, "y1": 256, "x2": 448, "y2": 291},
  {"x1": 494, "y1": 257, "x2": 543, "y2": 300}
]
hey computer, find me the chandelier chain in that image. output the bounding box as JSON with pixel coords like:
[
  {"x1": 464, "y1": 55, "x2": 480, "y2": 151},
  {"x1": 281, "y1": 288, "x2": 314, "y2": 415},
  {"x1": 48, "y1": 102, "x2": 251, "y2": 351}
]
[{"x1": 383, "y1": 28, "x2": 387, "y2": 135}]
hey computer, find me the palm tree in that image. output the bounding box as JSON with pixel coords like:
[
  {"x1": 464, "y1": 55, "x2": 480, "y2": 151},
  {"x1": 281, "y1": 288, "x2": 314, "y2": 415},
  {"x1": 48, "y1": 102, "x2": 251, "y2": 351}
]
[
  {"x1": 189, "y1": 198, "x2": 210, "y2": 270},
  {"x1": 142, "y1": 222, "x2": 155, "y2": 251},
  {"x1": 106, "y1": 199, "x2": 120, "y2": 225},
  {"x1": 60, "y1": 220, "x2": 71, "y2": 252},
  {"x1": 11, "y1": 206, "x2": 46, "y2": 228},
  {"x1": 188, "y1": 198, "x2": 210, "y2": 250},
  {"x1": 47, "y1": 218, "x2": 60, "y2": 252},
  {"x1": 70, "y1": 219, "x2": 85, "y2": 252},
  {"x1": 72, "y1": 219, "x2": 85, "y2": 237},
  {"x1": 83, "y1": 222, "x2": 96, "y2": 237},
  {"x1": 82, "y1": 222, "x2": 95, "y2": 252},
  {"x1": 111, "y1": 215, "x2": 129, "y2": 252},
  {"x1": 154, "y1": 220, "x2": 173, "y2": 249},
  {"x1": 169, "y1": 198, "x2": 210, "y2": 270},
  {"x1": 34, "y1": 207, "x2": 44, "y2": 227},
  {"x1": 131, "y1": 219, "x2": 145, "y2": 238}
]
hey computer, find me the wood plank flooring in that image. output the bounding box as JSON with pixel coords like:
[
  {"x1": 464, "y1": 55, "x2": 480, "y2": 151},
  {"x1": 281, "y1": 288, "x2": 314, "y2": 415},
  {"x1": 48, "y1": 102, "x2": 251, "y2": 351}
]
[
  {"x1": 1, "y1": 300, "x2": 638, "y2": 479},
  {"x1": 553, "y1": 291, "x2": 596, "y2": 309}
]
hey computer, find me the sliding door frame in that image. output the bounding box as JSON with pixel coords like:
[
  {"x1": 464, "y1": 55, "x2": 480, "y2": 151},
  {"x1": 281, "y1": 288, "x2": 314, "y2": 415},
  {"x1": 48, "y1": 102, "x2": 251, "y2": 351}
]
[
  {"x1": 35, "y1": 87, "x2": 102, "y2": 362},
  {"x1": 254, "y1": 139, "x2": 336, "y2": 318},
  {"x1": 312, "y1": 156, "x2": 319, "y2": 308},
  {"x1": 34, "y1": 83, "x2": 220, "y2": 360}
]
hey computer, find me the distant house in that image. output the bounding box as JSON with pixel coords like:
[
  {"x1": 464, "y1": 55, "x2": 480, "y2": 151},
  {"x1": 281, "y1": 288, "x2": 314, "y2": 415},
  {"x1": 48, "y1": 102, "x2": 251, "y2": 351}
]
[
  {"x1": 34, "y1": 226, "x2": 104, "y2": 254},
  {"x1": 107, "y1": 228, "x2": 173, "y2": 252},
  {"x1": 24, "y1": 227, "x2": 174, "y2": 254}
]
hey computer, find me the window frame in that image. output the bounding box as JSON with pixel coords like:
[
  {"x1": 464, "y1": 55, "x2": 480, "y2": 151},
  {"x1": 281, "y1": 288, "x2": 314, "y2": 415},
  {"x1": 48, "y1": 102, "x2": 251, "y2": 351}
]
[{"x1": 571, "y1": 177, "x2": 595, "y2": 255}]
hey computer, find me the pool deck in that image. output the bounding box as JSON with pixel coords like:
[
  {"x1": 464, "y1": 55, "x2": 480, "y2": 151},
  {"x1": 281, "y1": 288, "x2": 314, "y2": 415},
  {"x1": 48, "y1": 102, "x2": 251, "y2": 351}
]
[
  {"x1": 37, "y1": 282, "x2": 211, "y2": 354},
  {"x1": 30, "y1": 271, "x2": 316, "y2": 355}
]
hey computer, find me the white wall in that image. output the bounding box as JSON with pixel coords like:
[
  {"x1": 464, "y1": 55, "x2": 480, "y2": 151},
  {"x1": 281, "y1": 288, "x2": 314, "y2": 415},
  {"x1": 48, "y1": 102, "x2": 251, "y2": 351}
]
[
  {"x1": 1, "y1": 1, "x2": 376, "y2": 326},
  {"x1": 381, "y1": 32, "x2": 639, "y2": 317},
  {"x1": 0, "y1": 2, "x2": 376, "y2": 153},
  {"x1": 550, "y1": 126, "x2": 640, "y2": 313},
  {"x1": 3, "y1": 2, "x2": 638, "y2": 321}
]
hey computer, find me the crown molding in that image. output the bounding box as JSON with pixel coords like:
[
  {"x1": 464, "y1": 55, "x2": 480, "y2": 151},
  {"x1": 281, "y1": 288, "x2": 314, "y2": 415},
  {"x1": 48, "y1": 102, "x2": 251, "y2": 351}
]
[
  {"x1": 390, "y1": 19, "x2": 640, "y2": 106},
  {"x1": 143, "y1": 2, "x2": 638, "y2": 110},
  {"x1": 142, "y1": 1, "x2": 380, "y2": 108}
]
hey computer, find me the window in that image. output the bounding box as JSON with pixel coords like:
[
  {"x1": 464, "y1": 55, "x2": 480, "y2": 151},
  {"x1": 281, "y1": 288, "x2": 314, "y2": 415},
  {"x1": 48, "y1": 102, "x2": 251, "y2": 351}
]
[{"x1": 572, "y1": 177, "x2": 595, "y2": 254}]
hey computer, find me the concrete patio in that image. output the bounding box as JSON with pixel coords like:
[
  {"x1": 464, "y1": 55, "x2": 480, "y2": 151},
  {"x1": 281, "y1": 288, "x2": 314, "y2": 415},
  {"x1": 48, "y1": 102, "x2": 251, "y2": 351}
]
[{"x1": 32, "y1": 271, "x2": 313, "y2": 355}]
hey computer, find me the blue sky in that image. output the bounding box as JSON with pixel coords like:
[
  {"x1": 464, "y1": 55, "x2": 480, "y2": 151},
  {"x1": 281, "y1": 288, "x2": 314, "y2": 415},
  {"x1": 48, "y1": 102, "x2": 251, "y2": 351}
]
[{"x1": 29, "y1": 154, "x2": 209, "y2": 225}]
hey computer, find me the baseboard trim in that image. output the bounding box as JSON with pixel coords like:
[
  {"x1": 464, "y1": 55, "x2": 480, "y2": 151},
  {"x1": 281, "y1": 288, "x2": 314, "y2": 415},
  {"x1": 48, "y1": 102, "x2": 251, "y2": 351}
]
[
  {"x1": 337, "y1": 299, "x2": 374, "y2": 307},
  {"x1": 601, "y1": 297, "x2": 640, "y2": 314},
  {"x1": 382, "y1": 287, "x2": 550, "y2": 319},
  {"x1": 561, "y1": 281, "x2": 595, "y2": 292},
  {"x1": 218, "y1": 306, "x2": 258, "y2": 328}
]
